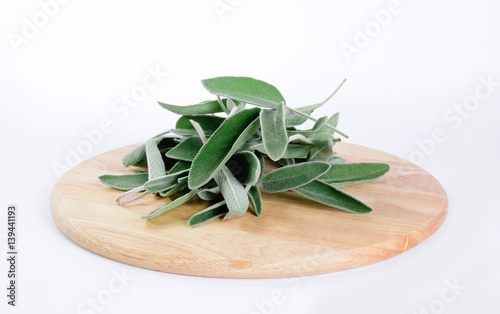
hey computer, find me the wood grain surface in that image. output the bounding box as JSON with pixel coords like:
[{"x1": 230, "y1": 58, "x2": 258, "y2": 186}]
[{"x1": 50, "y1": 143, "x2": 448, "y2": 278}]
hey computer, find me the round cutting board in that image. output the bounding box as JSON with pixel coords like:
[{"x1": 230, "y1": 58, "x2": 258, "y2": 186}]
[{"x1": 51, "y1": 143, "x2": 447, "y2": 278}]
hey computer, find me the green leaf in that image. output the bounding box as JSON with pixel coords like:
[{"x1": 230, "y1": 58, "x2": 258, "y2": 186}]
[
  {"x1": 287, "y1": 129, "x2": 315, "y2": 137},
  {"x1": 122, "y1": 137, "x2": 176, "y2": 167},
  {"x1": 165, "y1": 136, "x2": 203, "y2": 162},
  {"x1": 201, "y1": 76, "x2": 284, "y2": 108},
  {"x1": 308, "y1": 133, "x2": 337, "y2": 141},
  {"x1": 326, "y1": 156, "x2": 347, "y2": 164},
  {"x1": 214, "y1": 166, "x2": 249, "y2": 216},
  {"x1": 316, "y1": 112, "x2": 339, "y2": 135},
  {"x1": 144, "y1": 169, "x2": 189, "y2": 193},
  {"x1": 158, "y1": 100, "x2": 224, "y2": 115},
  {"x1": 168, "y1": 160, "x2": 191, "y2": 174},
  {"x1": 260, "y1": 102, "x2": 288, "y2": 161},
  {"x1": 98, "y1": 173, "x2": 148, "y2": 191},
  {"x1": 227, "y1": 151, "x2": 261, "y2": 186},
  {"x1": 188, "y1": 108, "x2": 261, "y2": 189},
  {"x1": 142, "y1": 189, "x2": 198, "y2": 219},
  {"x1": 285, "y1": 104, "x2": 320, "y2": 126},
  {"x1": 146, "y1": 138, "x2": 166, "y2": 180},
  {"x1": 175, "y1": 115, "x2": 225, "y2": 134},
  {"x1": 312, "y1": 116, "x2": 328, "y2": 134},
  {"x1": 177, "y1": 176, "x2": 188, "y2": 184},
  {"x1": 281, "y1": 144, "x2": 311, "y2": 159},
  {"x1": 255, "y1": 151, "x2": 265, "y2": 181},
  {"x1": 319, "y1": 163, "x2": 390, "y2": 187},
  {"x1": 170, "y1": 129, "x2": 199, "y2": 137},
  {"x1": 262, "y1": 161, "x2": 331, "y2": 193},
  {"x1": 256, "y1": 144, "x2": 310, "y2": 159},
  {"x1": 159, "y1": 183, "x2": 186, "y2": 197},
  {"x1": 188, "y1": 200, "x2": 228, "y2": 227},
  {"x1": 248, "y1": 185, "x2": 262, "y2": 216},
  {"x1": 308, "y1": 140, "x2": 334, "y2": 161},
  {"x1": 198, "y1": 186, "x2": 221, "y2": 200},
  {"x1": 294, "y1": 180, "x2": 373, "y2": 214}
]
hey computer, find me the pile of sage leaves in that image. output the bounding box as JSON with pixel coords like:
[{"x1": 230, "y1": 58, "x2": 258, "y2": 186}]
[{"x1": 99, "y1": 76, "x2": 389, "y2": 227}]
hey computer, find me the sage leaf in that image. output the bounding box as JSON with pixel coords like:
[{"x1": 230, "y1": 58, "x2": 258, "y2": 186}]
[
  {"x1": 294, "y1": 180, "x2": 372, "y2": 214},
  {"x1": 226, "y1": 98, "x2": 236, "y2": 111},
  {"x1": 308, "y1": 139, "x2": 334, "y2": 161},
  {"x1": 158, "y1": 100, "x2": 224, "y2": 115},
  {"x1": 165, "y1": 136, "x2": 203, "y2": 162},
  {"x1": 122, "y1": 137, "x2": 176, "y2": 167},
  {"x1": 308, "y1": 133, "x2": 337, "y2": 141},
  {"x1": 316, "y1": 112, "x2": 339, "y2": 135},
  {"x1": 144, "y1": 169, "x2": 189, "y2": 193},
  {"x1": 175, "y1": 115, "x2": 225, "y2": 134},
  {"x1": 201, "y1": 76, "x2": 285, "y2": 108},
  {"x1": 285, "y1": 104, "x2": 320, "y2": 126},
  {"x1": 146, "y1": 138, "x2": 166, "y2": 180},
  {"x1": 188, "y1": 108, "x2": 261, "y2": 189},
  {"x1": 288, "y1": 134, "x2": 313, "y2": 144},
  {"x1": 262, "y1": 161, "x2": 331, "y2": 193},
  {"x1": 198, "y1": 186, "x2": 221, "y2": 200},
  {"x1": 260, "y1": 102, "x2": 288, "y2": 161},
  {"x1": 228, "y1": 151, "x2": 261, "y2": 186},
  {"x1": 188, "y1": 200, "x2": 228, "y2": 227},
  {"x1": 168, "y1": 160, "x2": 191, "y2": 174},
  {"x1": 159, "y1": 183, "x2": 186, "y2": 197},
  {"x1": 248, "y1": 185, "x2": 262, "y2": 216},
  {"x1": 312, "y1": 116, "x2": 328, "y2": 134},
  {"x1": 99, "y1": 173, "x2": 148, "y2": 191},
  {"x1": 214, "y1": 166, "x2": 249, "y2": 216},
  {"x1": 255, "y1": 151, "x2": 265, "y2": 180},
  {"x1": 142, "y1": 189, "x2": 198, "y2": 219},
  {"x1": 326, "y1": 156, "x2": 347, "y2": 164},
  {"x1": 319, "y1": 163, "x2": 390, "y2": 187}
]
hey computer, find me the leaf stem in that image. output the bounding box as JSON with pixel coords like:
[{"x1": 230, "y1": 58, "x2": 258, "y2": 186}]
[
  {"x1": 285, "y1": 107, "x2": 349, "y2": 138},
  {"x1": 318, "y1": 78, "x2": 347, "y2": 106},
  {"x1": 217, "y1": 96, "x2": 229, "y2": 114}
]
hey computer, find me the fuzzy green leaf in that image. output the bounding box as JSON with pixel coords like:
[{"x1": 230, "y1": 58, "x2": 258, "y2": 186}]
[
  {"x1": 312, "y1": 116, "x2": 328, "y2": 134},
  {"x1": 146, "y1": 138, "x2": 166, "y2": 180},
  {"x1": 201, "y1": 76, "x2": 284, "y2": 108},
  {"x1": 316, "y1": 112, "x2": 339, "y2": 135},
  {"x1": 262, "y1": 161, "x2": 331, "y2": 193},
  {"x1": 319, "y1": 163, "x2": 390, "y2": 187},
  {"x1": 260, "y1": 102, "x2": 288, "y2": 161},
  {"x1": 255, "y1": 151, "x2": 265, "y2": 181},
  {"x1": 248, "y1": 185, "x2": 262, "y2": 216},
  {"x1": 294, "y1": 180, "x2": 372, "y2": 214},
  {"x1": 188, "y1": 200, "x2": 228, "y2": 227},
  {"x1": 165, "y1": 137, "x2": 203, "y2": 162},
  {"x1": 142, "y1": 189, "x2": 198, "y2": 219},
  {"x1": 168, "y1": 160, "x2": 191, "y2": 174},
  {"x1": 122, "y1": 137, "x2": 176, "y2": 167},
  {"x1": 198, "y1": 186, "x2": 221, "y2": 200},
  {"x1": 98, "y1": 173, "x2": 148, "y2": 191},
  {"x1": 159, "y1": 183, "x2": 186, "y2": 197},
  {"x1": 144, "y1": 169, "x2": 189, "y2": 193},
  {"x1": 227, "y1": 151, "x2": 261, "y2": 186},
  {"x1": 188, "y1": 108, "x2": 261, "y2": 189},
  {"x1": 158, "y1": 100, "x2": 224, "y2": 115},
  {"x1": 285, "y1": 104, "x2": 319, "y2": 126},
  {"x1": 214, "y1": 167, "x2": 249, "y2": 216},
  {"x1": 308, "y1": 140, "x2": 334, "y2": 161},
  {"x1": 326, "y1": 156, "x2": 347, "y2": 165},
  {"x1": 175, "y1": 115, "x2": 225, "y2": 134}
]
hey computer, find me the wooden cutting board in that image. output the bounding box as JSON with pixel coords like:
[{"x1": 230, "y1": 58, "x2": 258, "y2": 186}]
[{"x1": 51, "y1": 143, "x2": 447, "y2": 278}]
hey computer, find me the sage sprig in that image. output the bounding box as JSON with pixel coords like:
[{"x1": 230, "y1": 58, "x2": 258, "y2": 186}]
[{"x1": 99, "y1": 76, "x2": 390, "y2": 226}]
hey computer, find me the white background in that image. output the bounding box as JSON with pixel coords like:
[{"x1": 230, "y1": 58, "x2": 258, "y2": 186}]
[{"x1": 1, "y1": 0, "x2": 499, "y2": 313}]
